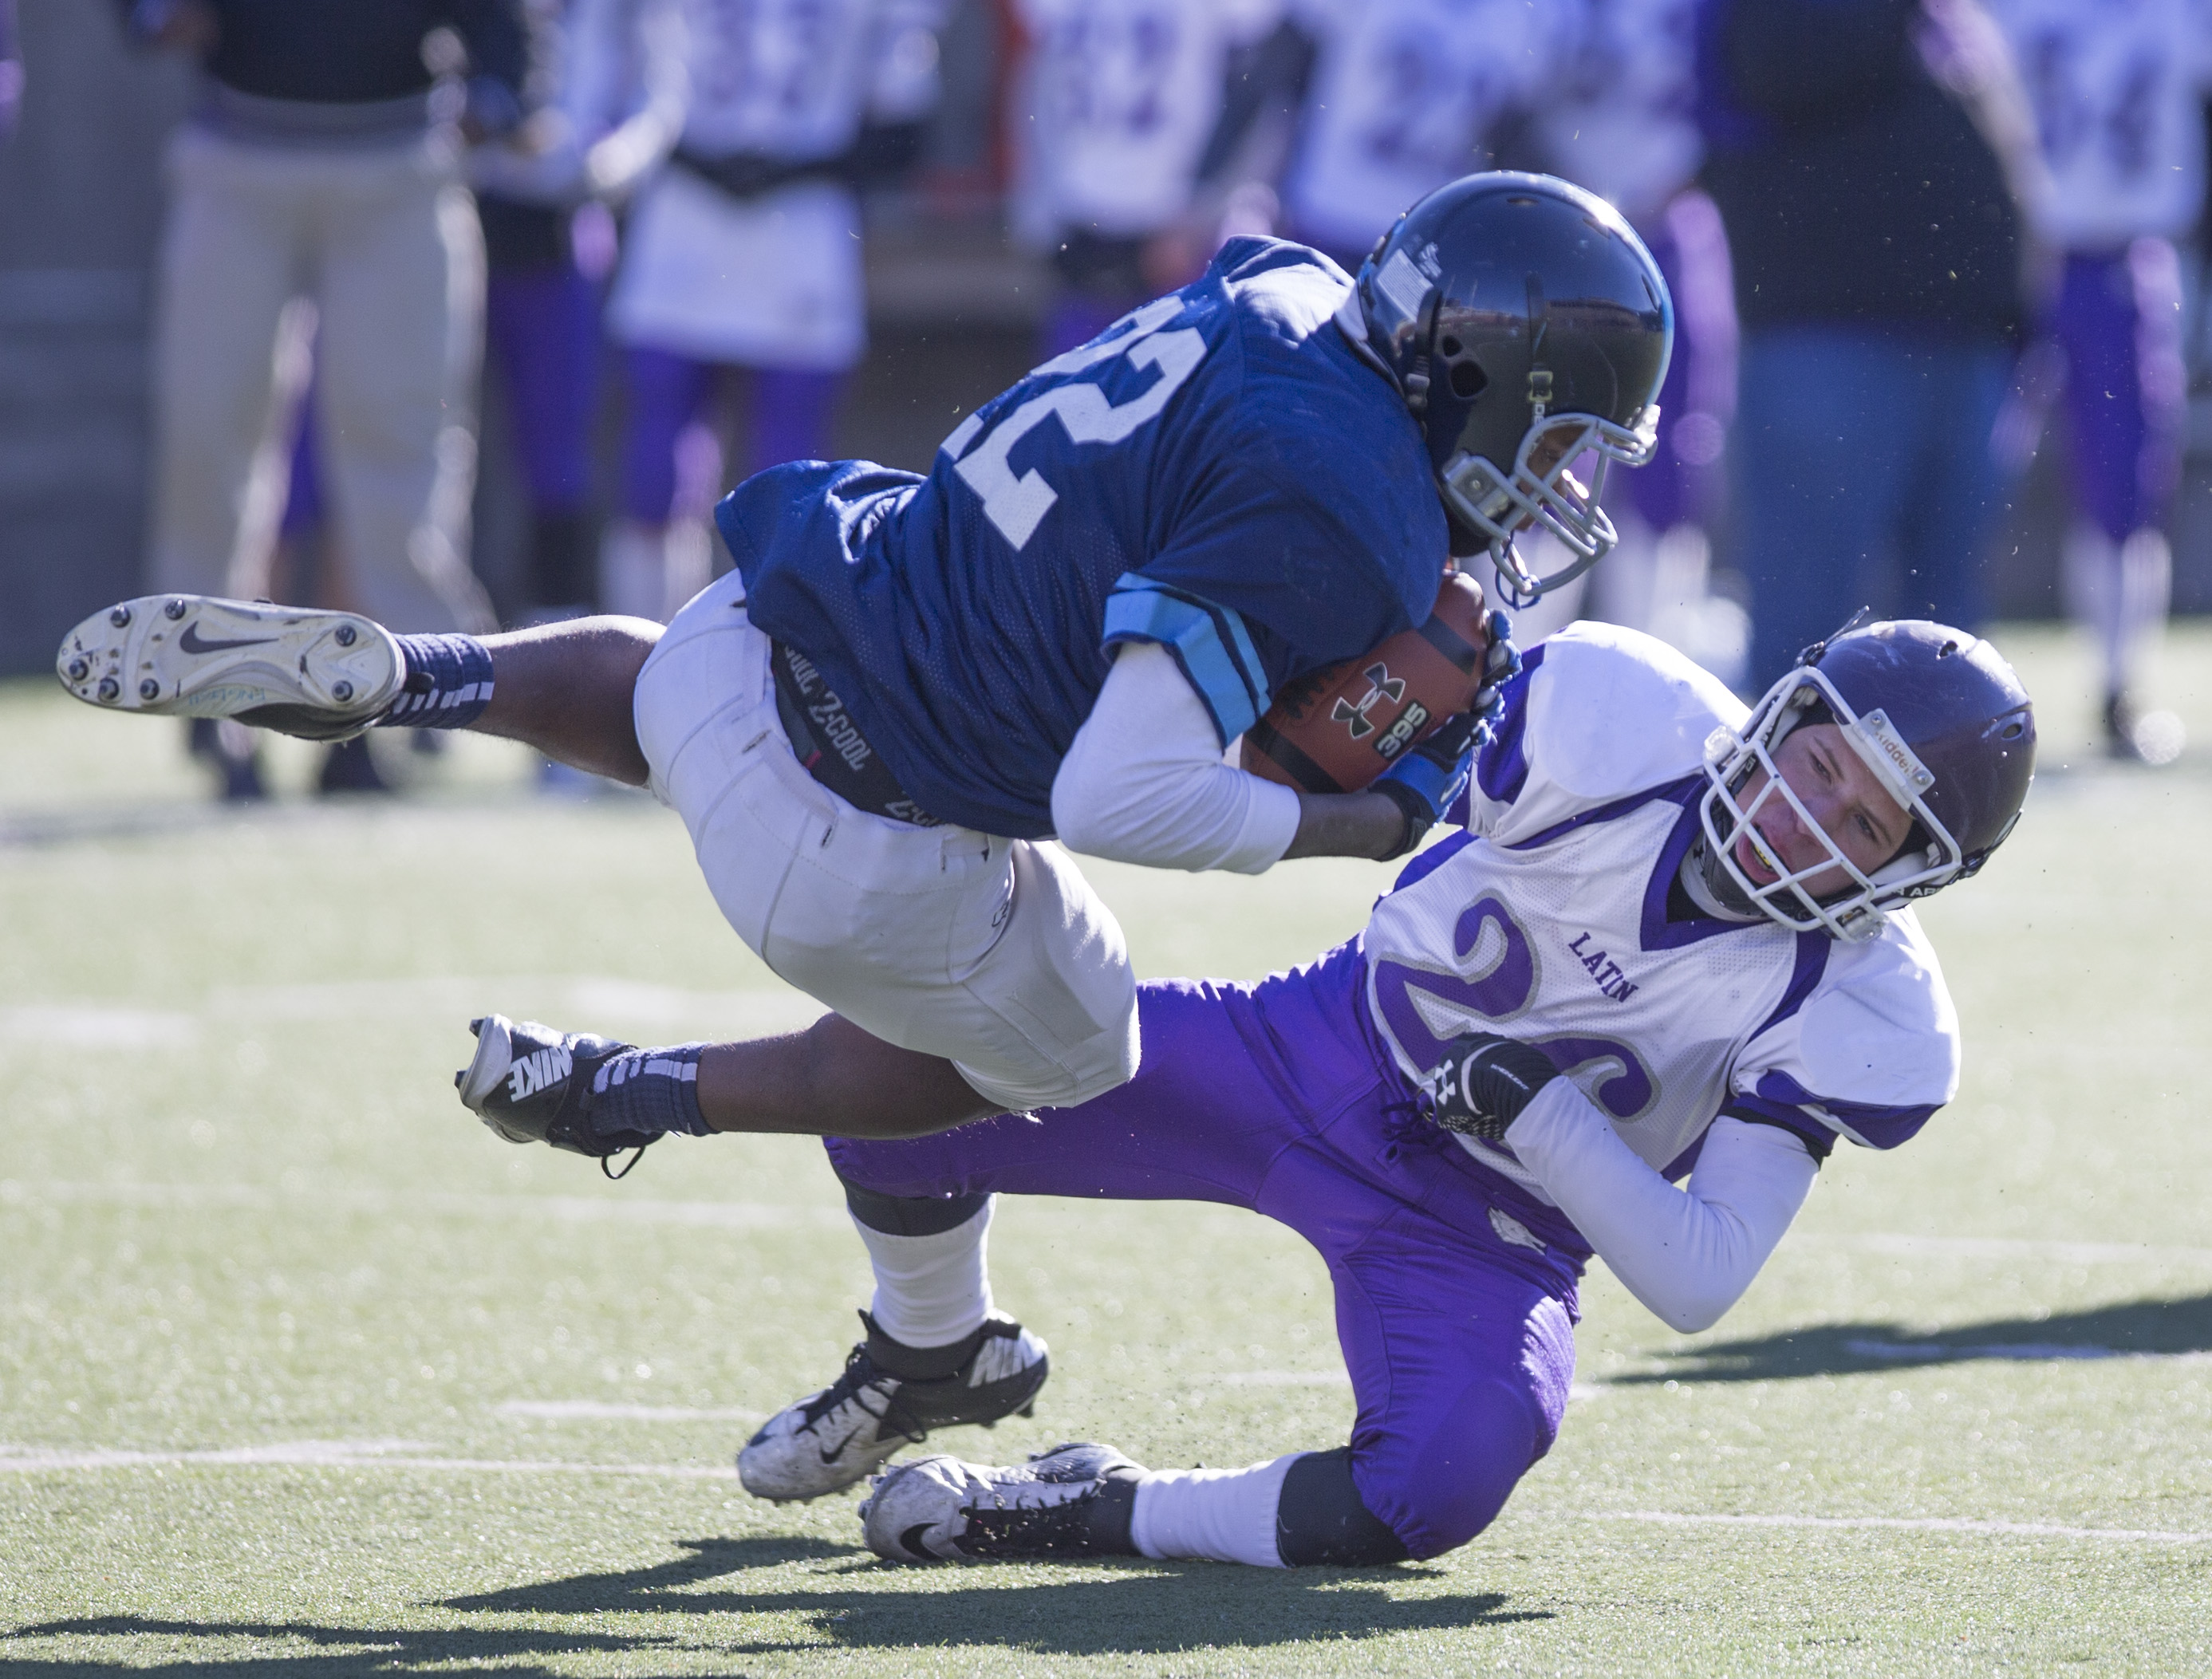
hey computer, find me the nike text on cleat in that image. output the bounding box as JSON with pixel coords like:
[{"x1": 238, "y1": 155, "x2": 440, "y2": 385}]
[
  {"x1": 737, "y1": 1312, "x2": 1050, "y2": 1504},
  {"x1": 54, "y1": 595, "x2": 403, "y2": 742},
  {"x1": 859, "y1": 1442, "x2": 1144, "y2": 1563},
  {"x1": 455, "y1": 1012, "x2": 652, "y2": 1179}
]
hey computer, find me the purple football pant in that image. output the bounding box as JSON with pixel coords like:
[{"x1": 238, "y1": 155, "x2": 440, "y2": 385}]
[
  {"x1": 827, "y1": 944, "x2": 1589, "y2": 1561},
  {"x1": 2049, "y1": 241, "x2": 2186, "y2": 542},
  {"x1": 619, "y1": 345, "x2": 844, "y2": 522},
  {"x1": 485, "y1": 262, "x2": 600, "y2": 514}
]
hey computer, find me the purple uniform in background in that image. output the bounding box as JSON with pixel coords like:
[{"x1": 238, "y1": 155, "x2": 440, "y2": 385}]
[{"x1": 2045, "y1": 243, "x2": 2187, "y2": 547}]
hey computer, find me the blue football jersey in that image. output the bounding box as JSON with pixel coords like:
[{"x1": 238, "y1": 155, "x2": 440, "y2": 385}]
[{"x1": 716, "y1": 237, "x2": 1448, "y2": 838}]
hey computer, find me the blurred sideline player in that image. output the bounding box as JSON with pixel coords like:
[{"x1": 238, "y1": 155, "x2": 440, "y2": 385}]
[
  {"x1": 1007, "y1": 0, "x2": 1285, "y2": 360},
  {"x1": 123, "y1": 0, "x2": 525, "y2": 800},
  {"x1": 1530, "y1": 0, "x2": 1747, "y2": 686},
  {"x1": 63, "y1": 173, "x2": 1670, "y2": 1442},
  {"x1": 0, "y1": 0, "x2": 21, "y2": 144},
  {"x1": 502, "y1": 617, "x2": 2036, "y2": 1560},
  {"x1": 1986, "y1": 0, "x2": 2211, "y2": 763},
  {"x1": 595, "y1": 0, "x2": 945, "y2": 622},
  {"x1": 1269, "y1": 0, "x2": 1571, "y2": 272}
]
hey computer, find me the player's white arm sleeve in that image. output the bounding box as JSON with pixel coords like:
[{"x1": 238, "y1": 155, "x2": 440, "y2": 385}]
[
  {"x1": 1051, "y1": 641, "x2": 1302, "y2": 875},
  {"x1": 1503, "y1": 1084, "x2": 1820, "y2": 1334}
]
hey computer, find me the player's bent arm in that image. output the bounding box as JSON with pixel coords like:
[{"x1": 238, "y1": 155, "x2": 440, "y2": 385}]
[
  {"x1": 1504, "y1": 1087, "x2": 1820, "y2": 1333},
  {"x1": 1053, "y1": 643, "x2": 1304, "y2": 873}
]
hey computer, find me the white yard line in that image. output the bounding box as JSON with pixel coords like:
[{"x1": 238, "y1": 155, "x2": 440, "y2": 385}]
[
  {"x1": 1584, "y1": 1509, "x2": 2212, "y2": 1545},
  {"x1": 492, "y1": 1401, "x2": 763, "y2": 1423},
  {"x1": 1793, "y1": 1232, "x2": 2212, "y2": 1267},
  {"x1": 0, "y1": 1438, "x2": 738, "y2": 1480},
  {"x1": 3, "y1": 1440, "x2": 2199, "y2": 1544},
  {"x1": 0, "y1": 1179, "x2": 846, "y2": 1230}
]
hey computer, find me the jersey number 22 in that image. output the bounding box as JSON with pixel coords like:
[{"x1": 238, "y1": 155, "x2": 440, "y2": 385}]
[{"x1": 940, "y1": 294, "x2": 1205, "y2": 550}]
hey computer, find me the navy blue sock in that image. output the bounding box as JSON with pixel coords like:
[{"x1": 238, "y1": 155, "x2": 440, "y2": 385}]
[
  {"x1": 380, "y1": 633, "x2": 495, "y2": 730},
  {"x1": 588, "y1": 1043, "x2": 712, "y2": 1141}
]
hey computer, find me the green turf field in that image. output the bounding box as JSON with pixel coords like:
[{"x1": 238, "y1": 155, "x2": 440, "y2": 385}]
[{"x1": 2, "y1": 624, "x2": 2210, "y2": 1676}]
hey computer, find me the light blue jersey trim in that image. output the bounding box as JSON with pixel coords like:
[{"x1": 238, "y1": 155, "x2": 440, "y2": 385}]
[{"x1": 1102, "y1": 573, "x2": 1272, "y2": 746}]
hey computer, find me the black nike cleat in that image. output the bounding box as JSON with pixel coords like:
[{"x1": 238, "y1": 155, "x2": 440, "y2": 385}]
[
  {"x1": 861, "y1": 1442, "x2": 1144, "y2": 1563},
  {"x1": 455, "y1": 1013, "x2": 653, "y2": 1178},
  {"x1": 738, "y1": 1311, "x2": 1050, "y2": 1503},
  {"x1": 56, "y1": 595, "x2": 403, "y2": 742}
]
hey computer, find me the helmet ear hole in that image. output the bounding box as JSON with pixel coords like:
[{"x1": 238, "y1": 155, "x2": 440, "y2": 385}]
[{"x1": 1449, "y1": 361, "x2": 1487, "y2": 400}]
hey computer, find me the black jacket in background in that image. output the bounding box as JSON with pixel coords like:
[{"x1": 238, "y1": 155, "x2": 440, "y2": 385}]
[
  {"x1": 1696, "y1": 0, "x2": 2025, "y2": 346},
  {"x1": 124, "y1": 0, "x2": 526, "y2": 107}
]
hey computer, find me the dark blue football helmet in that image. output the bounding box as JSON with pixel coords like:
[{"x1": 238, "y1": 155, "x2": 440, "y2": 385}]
[
  {"x1": 1699, "y1": 620, "x2": 2037, "y2": 941},
  {"x1": 1354, "y1": 171, "x2": 1674, "y2": 605}
]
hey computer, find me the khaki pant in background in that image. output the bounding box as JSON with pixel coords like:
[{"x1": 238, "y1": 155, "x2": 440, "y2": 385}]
[{"x1": 149, "y1": 124, "x2": 493, "y2": 634}]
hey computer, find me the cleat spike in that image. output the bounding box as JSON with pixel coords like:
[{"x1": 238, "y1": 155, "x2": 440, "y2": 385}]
[
  {"x1": 331, "y1": 680, "x2": 353, "y2": 704},
  {"x1": 139, "y1": 678, "x2": 160, "y2": 700},
  {"x1": 164, "y1": 597, "x2": 187, "y2": 620},
  {"x1": 335, "y1": 624, "x2": 357, "y2": 646},
  {"x1": 65, "y1": 658, "x2": 89, "y2": 682},
  {"x1": 96, "y1": 676, "x2": 120, "y2": 703},
  {"x1": 109, "y1": 605, "x2": 132, "y2": 628}
]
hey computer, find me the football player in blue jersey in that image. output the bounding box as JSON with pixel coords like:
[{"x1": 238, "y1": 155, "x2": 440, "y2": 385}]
[{"x1": 61, "y1": 169, "x2": 1669, "y2": 1467}]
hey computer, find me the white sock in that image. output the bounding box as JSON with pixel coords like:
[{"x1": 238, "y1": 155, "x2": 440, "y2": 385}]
[
  {"x1": 2113, "y1": 527, "x2": 2171, "y2": 696},
  {"x1": 2065, "y1": 523, "x2": 2171, "y2": 696},
  {"x1": 850, "y1": 1199, "x2": 995, "y2": 1350},
  {"x1": 1130, "y1": 1452, "x2": 1303, "y2": 1568}
]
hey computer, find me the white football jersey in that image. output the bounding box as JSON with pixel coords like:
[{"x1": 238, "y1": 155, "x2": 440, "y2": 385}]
[
  {"x1": 677, "y1": 0, "x2": 944, "y2": 160},
  {"x1": 1281, "y1": 0, "x2": 1573, "y2": 257},
  {"x1": 1529, "y1": 0, "x2": 1701, "y2": 225},
  {"x1": 1361, "y1": 623, "x2": 1960, "y2": 1206},
  {"x1": 1987, "y1": 0, "x2": 2212, "y2": 246},
  {"x1": 1014, "y1": 0, "x2": 1283, "y2": 237}
]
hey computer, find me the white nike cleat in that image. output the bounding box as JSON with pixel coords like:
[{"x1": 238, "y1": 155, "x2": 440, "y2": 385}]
[
  {"x1": 737, "y1": 1312, "x2": 1050, "y2": 1503},
  {"x1": 860, "y1": 1442, "x2": 1144, "y2": 1563},
  {"x1": 56, "y1": 595, "x2": 403, "y2": 742}
]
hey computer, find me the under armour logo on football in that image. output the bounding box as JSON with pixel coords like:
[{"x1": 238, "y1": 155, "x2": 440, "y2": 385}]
[
  {"x1": 1331, "y1": 664, "x2": 1406, "y2": 741},
  {"x1": 506, "y1": 1042, "x2": 574, "y2": 1102}
]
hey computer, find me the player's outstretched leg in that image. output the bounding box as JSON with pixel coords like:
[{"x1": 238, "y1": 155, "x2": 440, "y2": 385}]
[
  {"x1": 455, "y1": 1014, "x2": 1000, "y2": 1166},
  {"x1": 56, "y1": 594, "x2": 658, "y2": 785}
]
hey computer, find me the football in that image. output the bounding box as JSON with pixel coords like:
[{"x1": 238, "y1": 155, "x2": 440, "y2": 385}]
[{"x1": 1240, "y1": 571, "x2": 1491, "y2": 794}]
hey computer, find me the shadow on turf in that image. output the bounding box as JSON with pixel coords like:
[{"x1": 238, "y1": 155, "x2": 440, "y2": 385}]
[
  {"x1": 1630, "y1": 1292, "x2": 2212, "y2": 1383},
  {"x1": 6, "y1": 1537, "x2": 1544, "y2": 1666},
  {"x1": 435, "y1": 1535, "x2": 1545, "y2": 1654}
]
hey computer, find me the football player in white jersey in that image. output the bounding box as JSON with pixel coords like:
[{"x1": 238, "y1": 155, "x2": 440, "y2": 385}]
[
  {"x1": 423, "y1": 613, "x2": 2033, "y2": 1563},
  {"x1": 1987, "y1": 0, "x2": 2212, "y2": 760},
  {"x1": 596, "y1": 0, "x2": 944, "y2": 619},
  {"x1": 1275, "y1": 0, "x2": 1576, "y2": 270},
  {"x1": 1013, "y1": 0, "x2": 1285, "y2": 358}
]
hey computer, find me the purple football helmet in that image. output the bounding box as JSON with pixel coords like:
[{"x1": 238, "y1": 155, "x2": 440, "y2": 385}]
[{"x1": 1699, "y1": 621, "x2": 2037, "y2": 941}]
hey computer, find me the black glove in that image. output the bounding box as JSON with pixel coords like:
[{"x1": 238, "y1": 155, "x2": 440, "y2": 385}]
[{"x1": 1420, "y1": 1030, "x2": 1559, "y2": 1143}]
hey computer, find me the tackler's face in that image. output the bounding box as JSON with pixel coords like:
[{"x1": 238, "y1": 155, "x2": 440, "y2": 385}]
[{"x1": 1721, "y1": 722, "x2": 1913, "y2": 901}]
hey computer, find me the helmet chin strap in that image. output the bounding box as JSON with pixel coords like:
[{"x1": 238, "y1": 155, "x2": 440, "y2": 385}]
[{"x1": 1683, "y1": 834, "x2": 1764, "y2": 922}]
